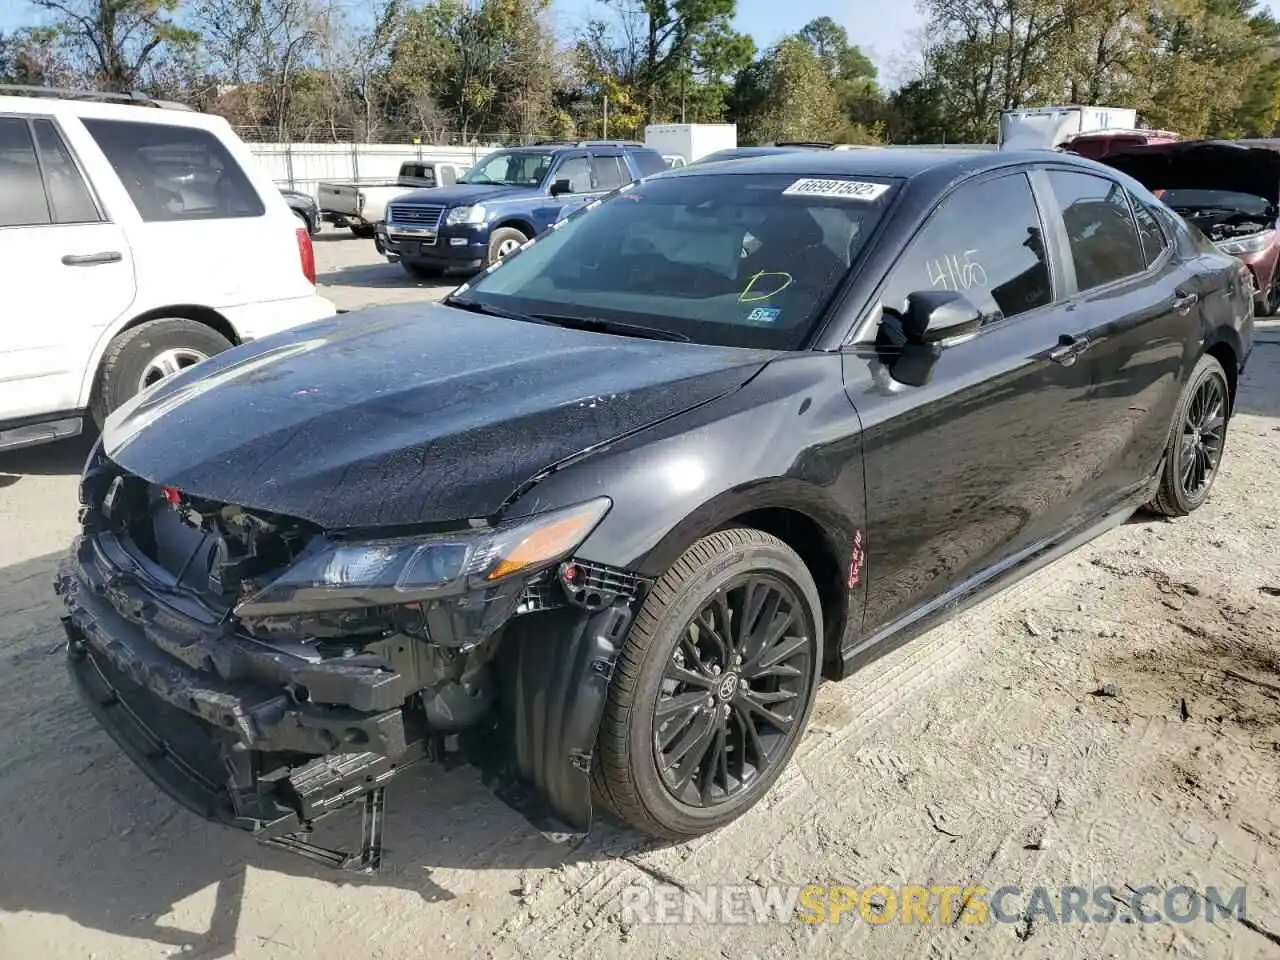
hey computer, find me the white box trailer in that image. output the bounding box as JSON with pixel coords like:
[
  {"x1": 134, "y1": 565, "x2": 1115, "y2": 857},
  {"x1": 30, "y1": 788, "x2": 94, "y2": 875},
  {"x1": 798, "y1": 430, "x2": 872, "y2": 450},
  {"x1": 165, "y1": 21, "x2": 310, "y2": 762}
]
[
  {"x1": 999, "y1": 106, "x2": 1138, "y2": 151},
  {"x1": 644, "y1": 123, "x2": 738, "y2": 166}
]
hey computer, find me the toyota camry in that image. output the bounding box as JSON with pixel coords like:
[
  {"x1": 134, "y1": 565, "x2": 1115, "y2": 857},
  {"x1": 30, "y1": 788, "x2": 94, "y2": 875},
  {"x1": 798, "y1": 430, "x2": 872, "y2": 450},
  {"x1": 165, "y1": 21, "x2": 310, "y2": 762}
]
[{"x1": 56, "y1": 148, "x2": 1253, "y2": 868}]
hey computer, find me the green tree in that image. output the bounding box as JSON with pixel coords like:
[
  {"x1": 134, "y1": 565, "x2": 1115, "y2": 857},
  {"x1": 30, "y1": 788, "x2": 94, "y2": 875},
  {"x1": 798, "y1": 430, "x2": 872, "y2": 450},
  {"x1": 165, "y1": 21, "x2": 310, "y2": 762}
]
[
  {"x1": 590, "y1": 0, "x2": 747, "y2": 123},
  {"x1": 29, "y1": 0, "x2": 196, "y2": 91},
  {"x1": 739, "y1": 37, "x2": 842, "y2": 144},
  {"x1": 387, "y1": 0, "x2": 557, "y2": 141}
]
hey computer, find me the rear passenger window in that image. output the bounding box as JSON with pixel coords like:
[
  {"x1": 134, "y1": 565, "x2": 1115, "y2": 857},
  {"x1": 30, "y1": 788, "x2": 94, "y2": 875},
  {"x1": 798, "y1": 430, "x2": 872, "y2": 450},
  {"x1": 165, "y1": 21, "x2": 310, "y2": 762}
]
[
  {"x1": 1046, "y1": 170, "x2": 1147, "y2": 290},
  {"x1": 33, "y1": 120, "x2": 99, "y2": 224},
  {"x1": 879, "y1": 173, "x2": 1052, "y2": 324},
  {"x1": 1128, "y1": 193, "x2": 1168, "y2": 267},
  {"x1": 81, "y1": 118, "x2": 265, "y2": 222},
  {"x1": 592, "y1": 156, "x2": 628, "y2": 190},
  {"x1": 0, "y1": 118, "x2": 51, "y2": 227},
  {"x1": 629, "y1": 151, "x2": 667, "y2": 177}
]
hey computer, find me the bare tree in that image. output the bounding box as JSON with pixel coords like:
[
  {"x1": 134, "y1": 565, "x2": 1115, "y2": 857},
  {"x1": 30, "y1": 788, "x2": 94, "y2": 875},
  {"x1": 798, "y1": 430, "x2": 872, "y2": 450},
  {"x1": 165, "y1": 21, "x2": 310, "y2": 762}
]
[
  {"x1": 192, "y1": 0, "x2": 326, "y2": 139},
  {"x1": 28, "y1": 0, "x2": 195, "y2": 91}
]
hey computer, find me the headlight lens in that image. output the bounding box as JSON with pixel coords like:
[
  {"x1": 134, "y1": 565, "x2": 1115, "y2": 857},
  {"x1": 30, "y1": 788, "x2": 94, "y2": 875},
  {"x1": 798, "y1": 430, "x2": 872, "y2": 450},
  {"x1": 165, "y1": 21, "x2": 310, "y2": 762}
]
[
  {"x1": 1216, "y1": 228, "x2": 1275, "y2": 255},
  {"x1": 234, "y1": 497, "x2": 611, "y2": 616},
  {"x1": 446, "y1": 204, "x2": 487, "y2": 225}
]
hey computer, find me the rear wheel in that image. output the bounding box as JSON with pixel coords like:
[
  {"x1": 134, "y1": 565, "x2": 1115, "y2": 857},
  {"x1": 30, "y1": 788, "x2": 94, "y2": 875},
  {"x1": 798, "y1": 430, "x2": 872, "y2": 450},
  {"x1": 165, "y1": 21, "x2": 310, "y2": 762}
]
[
  {"x1": 1146, "y1": 353, "x2": 1230, "y2": 517},
  {"x1": 91, "y1": 319, "x2": 233, "y2": 427},
  {"x1": 592, "y1": 529, "x2": 823, "y2": 840}
]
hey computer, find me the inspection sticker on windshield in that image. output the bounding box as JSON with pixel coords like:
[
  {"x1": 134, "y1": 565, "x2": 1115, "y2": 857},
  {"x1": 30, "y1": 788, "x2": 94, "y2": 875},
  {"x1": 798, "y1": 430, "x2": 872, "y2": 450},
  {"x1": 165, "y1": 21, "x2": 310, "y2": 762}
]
[
  {"x1": 746, "y1": 307, "x2": 782, "y2": 324},
  {"x1": 782, "y1": 178, "x2": 889, "y2": 201}
]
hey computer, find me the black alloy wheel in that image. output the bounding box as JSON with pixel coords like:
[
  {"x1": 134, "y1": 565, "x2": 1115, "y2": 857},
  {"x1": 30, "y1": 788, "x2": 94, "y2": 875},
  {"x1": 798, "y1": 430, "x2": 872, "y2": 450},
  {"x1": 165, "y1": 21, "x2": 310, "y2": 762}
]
[
  {"x1": 591, "y1": 528, "x2": 824, "y2": 840},
  {"x1": 653, "y1": 573, "x2": 815, "y2": 808},
  {"x1": 1179, "y1": 370, "x2": 1227, "y2": 498},
  {"x1": 1146, "y1": 353, "x2": 1230, "y2": 517}
]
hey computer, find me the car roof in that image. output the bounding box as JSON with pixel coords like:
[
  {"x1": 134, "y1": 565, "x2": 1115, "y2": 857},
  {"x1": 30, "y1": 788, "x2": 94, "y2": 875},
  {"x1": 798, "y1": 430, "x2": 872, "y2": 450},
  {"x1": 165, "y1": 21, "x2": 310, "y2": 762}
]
[
  {"x1": 501, "y1": 142, "x2": 657, "y2": 153},
  {"x1": 0, "y1": 92, "x2": 227, "y2": 131},
  {"x1": 663, "y1": 146, "x2": 1074, "y2": 181}
]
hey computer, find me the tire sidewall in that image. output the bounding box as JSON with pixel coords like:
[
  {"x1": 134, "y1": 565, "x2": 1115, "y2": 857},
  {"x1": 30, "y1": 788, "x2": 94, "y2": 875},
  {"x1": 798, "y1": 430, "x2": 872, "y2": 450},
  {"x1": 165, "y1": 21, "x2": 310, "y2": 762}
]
[
  {"x1": 97, "y1": 322, "x2": 232, "y2": 420},
  {"x1": 487, "y1": 227, "x2": 527, "y2": 266},
  {"x1": 623, "y1": 539, "x2": 824, "y2": 835},
  {"x1": 1164, "y1": 353, "x2": 1229, "y2": 513}
]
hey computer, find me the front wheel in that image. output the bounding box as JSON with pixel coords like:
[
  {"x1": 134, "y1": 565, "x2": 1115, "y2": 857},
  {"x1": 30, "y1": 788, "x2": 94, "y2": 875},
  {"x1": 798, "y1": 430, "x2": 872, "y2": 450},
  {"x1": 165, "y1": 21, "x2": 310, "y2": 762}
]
[
  {"x1": 1256, "y1": 275, "x2": 1279, "y2": 317},
  {"x1": 592, "y1": 529, "x2": 824, "y2": 840},
  {"x1": 1145, "y1": 353, "x2": 1231, "y2": 517},
  {"x1": 91, "y1": 319, "x2": 233, "y2": 427},
  {"x1": 486, "y1": 227, "x2": 528, "y2": 267}
]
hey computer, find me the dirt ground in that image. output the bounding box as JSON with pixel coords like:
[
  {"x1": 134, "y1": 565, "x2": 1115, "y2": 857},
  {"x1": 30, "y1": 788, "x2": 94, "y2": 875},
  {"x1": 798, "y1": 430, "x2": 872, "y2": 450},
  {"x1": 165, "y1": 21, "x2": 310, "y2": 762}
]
[{"x1": 3, "y1": 233, "x2": 1280, "y2": 959}]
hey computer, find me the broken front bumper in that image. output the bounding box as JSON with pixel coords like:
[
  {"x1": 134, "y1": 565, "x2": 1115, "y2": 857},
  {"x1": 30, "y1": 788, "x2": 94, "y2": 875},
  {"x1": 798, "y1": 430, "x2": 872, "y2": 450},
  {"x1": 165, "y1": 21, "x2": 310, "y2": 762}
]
[
  {"x1": 54, "y1": 530, "x2": 647, "y2": 863},
  {"x1": 55, "y1": 533, "x2": 429, "y2": 846}
]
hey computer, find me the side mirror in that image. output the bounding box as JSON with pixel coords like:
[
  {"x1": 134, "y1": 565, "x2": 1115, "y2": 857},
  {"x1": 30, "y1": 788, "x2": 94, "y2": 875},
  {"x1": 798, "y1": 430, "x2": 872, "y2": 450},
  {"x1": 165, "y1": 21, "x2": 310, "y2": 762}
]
[
  {"x1": 550, "y1": 178, "x2": 573, "y2": 197},
  {"x1": 876, "y1": 290, "x2": 983, "y2": 387},
  {"x1": 901, "y1": 290, "x2": 984, "y2": 344}
]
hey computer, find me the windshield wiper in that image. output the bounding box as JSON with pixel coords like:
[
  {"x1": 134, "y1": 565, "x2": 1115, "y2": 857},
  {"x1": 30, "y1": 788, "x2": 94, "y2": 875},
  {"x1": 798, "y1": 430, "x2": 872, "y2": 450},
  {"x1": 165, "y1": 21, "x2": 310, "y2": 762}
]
[
  {"x1": 444, "y1": 296, "x2": 554, "y2": 326},
  {"x1": 445, "y1": 297, "x2": 689, "y2": 342},
  {"x1": 527, "y1": 313, "x2": 690, "y2": 342}
]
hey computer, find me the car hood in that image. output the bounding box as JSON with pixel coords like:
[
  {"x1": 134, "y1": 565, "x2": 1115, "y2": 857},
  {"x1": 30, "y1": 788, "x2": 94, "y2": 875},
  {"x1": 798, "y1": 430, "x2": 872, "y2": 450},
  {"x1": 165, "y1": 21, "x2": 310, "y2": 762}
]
[
  {"x1": 101, "y1": 304, "x2": 774, "y2": 530},
  {"x1": 1100, "y1": 140, "x2": 1280, "y2": 204},
  {"x1": 391, "y1": 183, "x2": 537, "y2": 207}
]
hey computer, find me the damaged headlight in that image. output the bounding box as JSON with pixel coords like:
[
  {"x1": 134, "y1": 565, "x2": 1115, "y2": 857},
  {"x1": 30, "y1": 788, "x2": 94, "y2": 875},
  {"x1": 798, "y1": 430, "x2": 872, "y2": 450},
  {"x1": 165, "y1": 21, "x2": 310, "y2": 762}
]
[
  {"x1": 235, "y1": 497, "x2": 611, "y2": 617},
  {"x1": 1216, "y1": 229, "x2": 1276, "y2": 255}
]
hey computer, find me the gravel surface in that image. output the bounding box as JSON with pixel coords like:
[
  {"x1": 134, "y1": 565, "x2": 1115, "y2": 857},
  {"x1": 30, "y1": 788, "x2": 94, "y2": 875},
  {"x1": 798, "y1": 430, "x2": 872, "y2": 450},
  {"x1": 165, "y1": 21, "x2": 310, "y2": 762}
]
[{"x1": 2, "y1": 234, "x2": 1279, "y2": 959}]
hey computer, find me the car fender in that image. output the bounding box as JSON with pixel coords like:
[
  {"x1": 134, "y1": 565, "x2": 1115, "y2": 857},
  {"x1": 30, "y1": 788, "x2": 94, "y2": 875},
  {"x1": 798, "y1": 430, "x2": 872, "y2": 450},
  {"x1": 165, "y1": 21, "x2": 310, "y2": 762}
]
[
  {"x1": 507, "y1": 353, "x2": 865, "y2": 577},
  {"x1": 497, "y1": 356, "x2": 867, "y2": 824},
  {"x1": 75, "y1": 303, "x2": 239, "y2": 410}
]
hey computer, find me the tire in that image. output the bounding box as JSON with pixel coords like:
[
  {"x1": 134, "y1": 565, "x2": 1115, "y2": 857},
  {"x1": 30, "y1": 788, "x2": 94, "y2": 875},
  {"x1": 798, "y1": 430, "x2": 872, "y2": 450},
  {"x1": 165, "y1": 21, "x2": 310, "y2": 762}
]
[
  {"x1": 486, "y1": 227, "x2": 528, "y2": 267},
  {"x1": 1145, "y1": 353, "x2": 1231, "y2": 518},
  {"x1": 591, "y1": 528, "x2": 824, "y2": 840},
  {"x1": 401, "y1": 260, "x2": 444, "y2": 280},
  {"x1": 350, "y1": 224, "x2": 377, "y2": 239},
  {"x1": 1255, "y1": 277, "x2": 1278, "y2": 317},
  {"x1": 90, "y1": 319, "x2": 233, "y2": 428}
]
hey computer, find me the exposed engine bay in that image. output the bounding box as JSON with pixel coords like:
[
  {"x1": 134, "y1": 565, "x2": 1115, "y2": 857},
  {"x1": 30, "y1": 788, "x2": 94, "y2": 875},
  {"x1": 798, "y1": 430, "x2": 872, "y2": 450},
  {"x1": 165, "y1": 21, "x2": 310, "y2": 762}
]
[{"x1": 1174, "y1": 208, "x2": 1273, "y2": 243}]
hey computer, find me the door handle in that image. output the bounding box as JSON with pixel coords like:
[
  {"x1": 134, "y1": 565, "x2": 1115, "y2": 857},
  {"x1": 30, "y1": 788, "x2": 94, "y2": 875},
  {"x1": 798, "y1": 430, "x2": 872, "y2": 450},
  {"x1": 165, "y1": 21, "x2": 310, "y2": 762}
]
[
  {"x1": 1048, "y1": 334, "x2": 1091, "y2": 366},
  {"x1": 1172, "y1": 291, "x2": 1199, "y2": 313},
  {"x1": 62, "y1": 251, "x2": 122, "y2": 266}
]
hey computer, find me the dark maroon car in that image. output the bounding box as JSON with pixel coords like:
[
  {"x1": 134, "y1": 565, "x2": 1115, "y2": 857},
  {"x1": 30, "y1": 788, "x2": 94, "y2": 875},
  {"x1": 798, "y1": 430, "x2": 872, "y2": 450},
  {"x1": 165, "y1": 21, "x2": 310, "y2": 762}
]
[{"x1": 1101, "y1": 139, "x2": 1280, "y2": 315}]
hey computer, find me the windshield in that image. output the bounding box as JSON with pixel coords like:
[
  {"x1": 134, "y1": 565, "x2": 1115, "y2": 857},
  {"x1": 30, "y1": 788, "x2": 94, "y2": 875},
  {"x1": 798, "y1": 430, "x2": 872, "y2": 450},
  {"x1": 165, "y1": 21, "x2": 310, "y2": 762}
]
[
  {"x1": 460, "y1": 151, "x2": 555, "y2": 187},
  {"x1": 1158, "y1": 188, "x2": 1273, "y2": 216},
  {"x1": 456, "y1": 172, "x2": 898, "y2": 349}
]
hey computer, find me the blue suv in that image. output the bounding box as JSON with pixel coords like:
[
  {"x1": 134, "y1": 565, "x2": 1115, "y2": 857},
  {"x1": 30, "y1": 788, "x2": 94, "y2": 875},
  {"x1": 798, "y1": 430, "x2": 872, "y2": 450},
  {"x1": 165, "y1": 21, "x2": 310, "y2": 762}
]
[{"x1": 376, "y1": 141, "x2": 667, "y2": 278}]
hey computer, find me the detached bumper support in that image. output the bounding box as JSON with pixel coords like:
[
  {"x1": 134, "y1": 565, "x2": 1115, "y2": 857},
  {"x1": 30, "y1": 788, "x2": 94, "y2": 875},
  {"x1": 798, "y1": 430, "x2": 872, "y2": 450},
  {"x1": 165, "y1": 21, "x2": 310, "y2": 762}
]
[{"x1": 263, "y1": 787, "x2": 387, "y2": 872}]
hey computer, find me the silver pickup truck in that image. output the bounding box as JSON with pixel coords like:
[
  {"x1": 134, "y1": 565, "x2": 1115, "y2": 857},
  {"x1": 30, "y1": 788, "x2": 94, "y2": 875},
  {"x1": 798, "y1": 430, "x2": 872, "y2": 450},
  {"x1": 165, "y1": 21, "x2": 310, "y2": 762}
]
[{"x1": 318, "y1": 160, "x2": 469, "y2": 237}]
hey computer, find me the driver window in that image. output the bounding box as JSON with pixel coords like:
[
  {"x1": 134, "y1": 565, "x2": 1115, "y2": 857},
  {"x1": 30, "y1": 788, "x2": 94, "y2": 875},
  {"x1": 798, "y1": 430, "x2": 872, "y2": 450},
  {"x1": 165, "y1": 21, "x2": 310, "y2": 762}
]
[
  {"x1": 879, "y1": 173, "x2": 1052, "y2": 325},
  {"x1": 553, "y1": 156, "x2": 591, "y2": 194}
]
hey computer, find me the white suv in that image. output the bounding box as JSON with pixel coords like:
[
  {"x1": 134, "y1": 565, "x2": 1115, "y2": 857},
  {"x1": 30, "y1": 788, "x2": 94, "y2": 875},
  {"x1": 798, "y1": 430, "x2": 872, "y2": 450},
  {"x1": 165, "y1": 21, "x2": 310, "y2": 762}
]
[{"x1": 0, "y1": 87, "x2": 336, "y2": 452}]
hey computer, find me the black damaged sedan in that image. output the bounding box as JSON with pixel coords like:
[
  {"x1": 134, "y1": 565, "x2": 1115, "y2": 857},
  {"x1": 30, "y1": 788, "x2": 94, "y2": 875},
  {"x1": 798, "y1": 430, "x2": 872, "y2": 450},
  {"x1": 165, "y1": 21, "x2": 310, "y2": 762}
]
[{"x1": 57, "y1": 149, "x2": 1253, "y2": 866}]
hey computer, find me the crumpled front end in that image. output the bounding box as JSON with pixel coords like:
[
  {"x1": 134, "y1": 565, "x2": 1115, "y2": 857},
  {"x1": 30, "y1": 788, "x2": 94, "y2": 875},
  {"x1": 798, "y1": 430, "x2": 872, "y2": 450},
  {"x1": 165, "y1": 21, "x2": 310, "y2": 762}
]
[{"x1": 56, "y1": 441, "x2": 650, "y2": 863}]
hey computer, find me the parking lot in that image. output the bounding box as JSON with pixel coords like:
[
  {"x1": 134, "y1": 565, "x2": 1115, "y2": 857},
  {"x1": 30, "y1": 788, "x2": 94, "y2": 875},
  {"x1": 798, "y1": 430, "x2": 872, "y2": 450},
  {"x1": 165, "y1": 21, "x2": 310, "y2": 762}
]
[
  {"x1": 313, "y1": 225, "x2": 458, "y2": 311},
  {"x1": 3, "y1": 233, "x2": 1280, "y2": 959}
]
